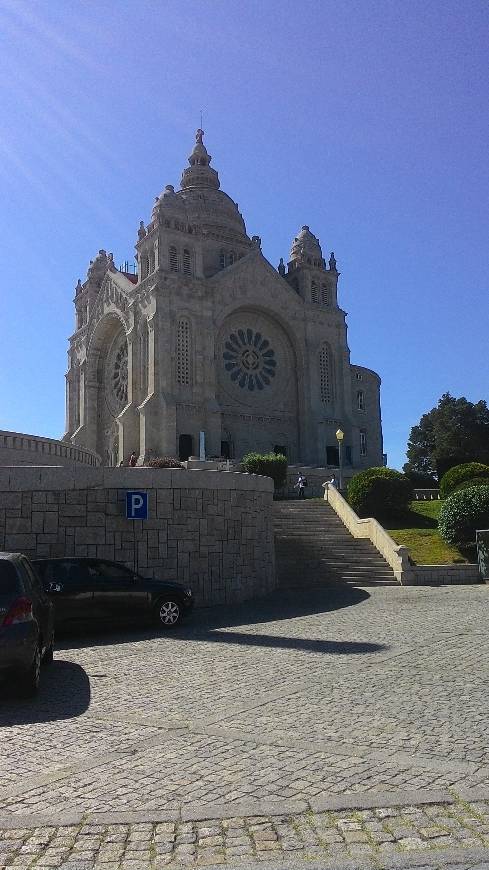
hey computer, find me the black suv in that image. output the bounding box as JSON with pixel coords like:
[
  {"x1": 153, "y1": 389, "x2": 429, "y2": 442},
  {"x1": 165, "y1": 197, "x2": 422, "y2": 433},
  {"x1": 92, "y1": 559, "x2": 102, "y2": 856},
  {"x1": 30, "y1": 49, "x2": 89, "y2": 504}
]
[
  {"x1": 0, "y1": 553, "x2": 55, "y2": 696},
  {"x1": 32, "y1": 558, "x2": 193, "y2": 630}
]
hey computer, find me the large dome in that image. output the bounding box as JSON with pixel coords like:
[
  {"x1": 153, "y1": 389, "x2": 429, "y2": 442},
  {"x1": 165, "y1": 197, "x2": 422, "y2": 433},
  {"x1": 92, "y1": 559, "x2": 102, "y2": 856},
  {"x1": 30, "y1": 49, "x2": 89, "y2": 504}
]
[{"x1": 153, "y1": 130, "x2": 249, "y2": 242}]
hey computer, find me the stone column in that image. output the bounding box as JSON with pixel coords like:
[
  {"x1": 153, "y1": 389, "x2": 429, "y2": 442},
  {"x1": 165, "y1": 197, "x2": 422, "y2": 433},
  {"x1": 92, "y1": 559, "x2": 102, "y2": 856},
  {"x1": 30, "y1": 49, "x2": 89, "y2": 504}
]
[{"x1": 117, "y1": 326, "x2": 140, "y2": 462}]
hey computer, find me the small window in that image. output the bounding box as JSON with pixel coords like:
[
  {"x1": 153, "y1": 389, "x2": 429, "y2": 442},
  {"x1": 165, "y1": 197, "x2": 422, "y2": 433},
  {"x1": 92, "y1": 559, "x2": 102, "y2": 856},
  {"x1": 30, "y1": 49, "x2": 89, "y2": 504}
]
[
  {"x1": 220, "y1": 249, "x2": 226, "y2": 269},
  {"x1": 183, "y1": 248, "x2": 193, "y2": 276},
  {"x1": 228, "y1": 251, "x2": 236, "y2": 265},
  {"x1": 311, "y1": 280, "x2": 319, "y2": 303},
  {"x1": 169, "y1": 246, "x2": 179, "y2": 272},
  {"x1": 176, "y1": 319, "x2": 191, "y2": 385},
  {"x1": 319, "y1": 345, "x2": 331, "y2": 403},
  {"x1": 357, "y1": 390, "x2": 365, "y2": 411},
  {"x1": 360, "y1": 430, "x2": 367, "y2": 456},
  {"x1": 149, "y1": 252, "x2": 155, "y2": 274},
  {"x1": 321, "y1": 284, "x2": 329, "y2": 306},
  {"x1": 356, "y1": 372, "x2": 363, "y2": 381}
]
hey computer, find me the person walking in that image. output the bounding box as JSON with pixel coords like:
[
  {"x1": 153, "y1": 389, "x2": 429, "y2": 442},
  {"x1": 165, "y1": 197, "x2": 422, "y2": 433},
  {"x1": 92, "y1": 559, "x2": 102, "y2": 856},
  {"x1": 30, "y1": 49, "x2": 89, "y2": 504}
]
[{"x1": 295, "y1": 472, "x2": 306, "y2": 499}]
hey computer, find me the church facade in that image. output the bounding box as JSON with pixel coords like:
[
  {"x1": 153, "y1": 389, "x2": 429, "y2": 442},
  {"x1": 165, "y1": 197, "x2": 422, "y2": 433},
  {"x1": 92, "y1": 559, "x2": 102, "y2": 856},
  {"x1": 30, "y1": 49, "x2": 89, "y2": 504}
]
[{"x1": 64, "y1": 131, "x2": 383, "y2": 470}]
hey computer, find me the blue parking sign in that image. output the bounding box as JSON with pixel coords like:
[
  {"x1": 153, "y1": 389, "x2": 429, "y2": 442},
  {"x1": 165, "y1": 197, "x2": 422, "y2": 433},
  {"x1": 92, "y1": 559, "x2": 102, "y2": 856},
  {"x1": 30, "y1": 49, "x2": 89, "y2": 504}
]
[{"x1": 126, "y1": 491, "x2": 148, "y2": 520}]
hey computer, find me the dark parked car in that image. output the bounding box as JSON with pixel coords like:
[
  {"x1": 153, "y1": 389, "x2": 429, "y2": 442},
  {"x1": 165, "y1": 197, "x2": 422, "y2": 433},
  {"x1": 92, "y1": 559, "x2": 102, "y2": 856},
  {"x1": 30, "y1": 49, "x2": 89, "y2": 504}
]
[
  {"x1": 0, "y1": 552, "x2": 55, "y2": 696},
  {"x1": 32, "y1": 558, "x2": 193, "y2": 630}
]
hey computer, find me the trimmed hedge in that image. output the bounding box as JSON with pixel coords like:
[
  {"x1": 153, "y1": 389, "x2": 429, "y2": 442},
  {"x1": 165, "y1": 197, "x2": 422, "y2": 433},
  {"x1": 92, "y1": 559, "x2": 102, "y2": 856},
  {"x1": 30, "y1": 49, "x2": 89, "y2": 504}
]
[
  {"x1": 241, "y1": 452, "x2": 287, "y2": 489},
  {"x1": 347, "y1": 467, "x2": 413, "y2": 519},
  {"x1": 145, "y1": 456, "x2": 183, "y2": 468},
  {"x1": 439, "y1": 485, "x2": 489, "y2": 548},
  {"x1": 439, "y1": 462, "x2": 489, "y2": 499}
]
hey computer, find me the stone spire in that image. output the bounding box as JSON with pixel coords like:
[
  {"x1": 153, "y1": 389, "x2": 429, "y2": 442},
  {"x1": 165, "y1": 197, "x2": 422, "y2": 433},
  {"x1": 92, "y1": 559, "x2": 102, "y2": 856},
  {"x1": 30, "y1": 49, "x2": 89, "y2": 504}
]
[{"x1": 180, "y1": 129, "x2": 220, "y2": 191}]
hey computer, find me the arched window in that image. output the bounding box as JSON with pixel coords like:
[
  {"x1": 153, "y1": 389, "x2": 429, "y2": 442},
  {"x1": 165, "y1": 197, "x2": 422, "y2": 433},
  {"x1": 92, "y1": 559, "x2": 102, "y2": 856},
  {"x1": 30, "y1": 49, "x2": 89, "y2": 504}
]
[
  {"x1": 183, "y1": 248, "x2": 193, "y2": 276},
  {"x1": 149, "y1": 251, "x2": 155, "y2": 274},
  {"x1": 228, "y1": 251, "x2": 236, "y2": 265},
  {"x1": 321, "y1": 284, "x2": 329, "y2": 306},
  {"x1": 73, "y1": 364, "x2": 80, "y2": 429},
  {"x1": 176, "y1": 318, "x2": 191, "y2": 386},
  {"x1": 360, "y1": 429, "x2": 367, "y2": 456},
  {"x1": 220, "y1": 249, "x2": 226, "y2": 269},
  {"x1": 169, "y1": 246, "x2": 179, "y2": 272},
  {"x1": 140, "y1": 257, "x2": 149, "y2": 279},
  {"x1": 319, "y1": 344, "x2": 332, "y2": 404},
  {"x1": 311, "y1": 280, "x2": 319, "y2": 303},
  {"x1": 139, "y1": 320, "x2": 149, "y2": 399},
  {"x1": 357, "y1": 389, "x2": 365, "y2": 411}
]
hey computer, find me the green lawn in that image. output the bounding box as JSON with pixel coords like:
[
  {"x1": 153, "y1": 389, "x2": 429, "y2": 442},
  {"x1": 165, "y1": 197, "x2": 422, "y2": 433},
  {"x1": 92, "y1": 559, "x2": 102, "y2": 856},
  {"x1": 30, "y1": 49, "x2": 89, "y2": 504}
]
[{"x1": 385, "y1": 500, "x2": 472, "y2": 565}]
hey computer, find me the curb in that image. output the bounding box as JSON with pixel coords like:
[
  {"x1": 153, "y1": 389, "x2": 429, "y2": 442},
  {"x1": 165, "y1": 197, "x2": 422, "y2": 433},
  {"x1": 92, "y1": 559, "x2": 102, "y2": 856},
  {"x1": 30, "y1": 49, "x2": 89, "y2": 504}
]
[{"x1": 1, "y1": 785, "x2": 489, "y2": 830}]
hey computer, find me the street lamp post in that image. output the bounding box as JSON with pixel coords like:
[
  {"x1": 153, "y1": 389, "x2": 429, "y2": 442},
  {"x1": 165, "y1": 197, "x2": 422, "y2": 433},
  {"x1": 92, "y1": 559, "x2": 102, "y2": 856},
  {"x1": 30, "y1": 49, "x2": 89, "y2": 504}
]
[{"x1": 336, "y1": 428, "x2": 344, "y2": 491}]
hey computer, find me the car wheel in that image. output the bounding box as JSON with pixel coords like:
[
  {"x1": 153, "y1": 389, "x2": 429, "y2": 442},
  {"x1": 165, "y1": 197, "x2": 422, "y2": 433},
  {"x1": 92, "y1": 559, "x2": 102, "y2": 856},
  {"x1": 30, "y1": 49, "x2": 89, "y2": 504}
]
[
  {"x1": 17, "y1": 645, "x2": 41, "y2": 697},
  {"x1": 42, "y1": 634, "x2": 54, "y2": 666},
  {"x1": 155, "y1": 598, "x2": 182, "y2": 628}
]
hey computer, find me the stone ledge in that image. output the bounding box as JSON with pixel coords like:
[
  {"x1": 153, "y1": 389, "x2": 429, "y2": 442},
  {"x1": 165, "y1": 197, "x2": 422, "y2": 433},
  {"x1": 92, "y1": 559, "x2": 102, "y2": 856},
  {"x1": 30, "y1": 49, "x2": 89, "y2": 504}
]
[{"x1": 0, "y1": 467, "x2": 274, "y2": 493}]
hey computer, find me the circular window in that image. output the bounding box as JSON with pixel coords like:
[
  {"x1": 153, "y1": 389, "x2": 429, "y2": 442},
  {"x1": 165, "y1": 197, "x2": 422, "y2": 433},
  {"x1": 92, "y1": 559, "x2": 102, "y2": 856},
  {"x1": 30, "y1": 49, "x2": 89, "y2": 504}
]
[{"x1": 223, "y1": 329, "x2": 277, "y2": 391}]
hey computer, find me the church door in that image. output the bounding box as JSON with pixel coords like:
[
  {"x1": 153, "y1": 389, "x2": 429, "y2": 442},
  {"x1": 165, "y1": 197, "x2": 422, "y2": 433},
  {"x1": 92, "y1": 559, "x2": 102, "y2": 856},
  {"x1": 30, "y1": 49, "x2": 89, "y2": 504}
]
[
  {"x1": 326, "y1": 445, "x2": 339, "y2": 466},
  {"x1": 178, "y1": 434, "x2": 193, "y2": 461}
]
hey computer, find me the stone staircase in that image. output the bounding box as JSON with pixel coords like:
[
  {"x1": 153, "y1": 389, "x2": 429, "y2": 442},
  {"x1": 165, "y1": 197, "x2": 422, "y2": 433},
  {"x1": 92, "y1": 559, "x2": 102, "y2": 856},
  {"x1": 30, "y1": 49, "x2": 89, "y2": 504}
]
[{"x1": 274, "y1": 500, "x2": 398, "y2": 588}]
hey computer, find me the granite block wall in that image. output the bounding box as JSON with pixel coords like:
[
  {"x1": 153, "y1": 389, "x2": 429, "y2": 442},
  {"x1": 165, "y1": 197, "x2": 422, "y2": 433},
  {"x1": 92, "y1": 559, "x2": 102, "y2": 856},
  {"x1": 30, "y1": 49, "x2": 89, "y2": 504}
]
[{"x1": 0, "y1": 467, "x2": 276, "y2": 606}]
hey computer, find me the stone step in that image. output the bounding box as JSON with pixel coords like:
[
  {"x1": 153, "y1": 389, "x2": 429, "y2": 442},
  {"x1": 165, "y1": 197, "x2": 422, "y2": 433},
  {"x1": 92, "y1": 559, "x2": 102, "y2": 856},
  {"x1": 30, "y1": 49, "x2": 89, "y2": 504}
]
[{"x1": 273, "y1": 499, "x2": 398, "y2": 588}]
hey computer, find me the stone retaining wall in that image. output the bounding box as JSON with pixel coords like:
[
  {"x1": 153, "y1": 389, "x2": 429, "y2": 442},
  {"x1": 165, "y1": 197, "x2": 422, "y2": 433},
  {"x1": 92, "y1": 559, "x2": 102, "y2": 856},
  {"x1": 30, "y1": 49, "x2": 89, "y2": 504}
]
[
  {"x1": 0, "y1": 467, "x2": 275, "y2": 606},
  {"x1": 0, "y1": 430, "x2": 100, "y2": 468}
]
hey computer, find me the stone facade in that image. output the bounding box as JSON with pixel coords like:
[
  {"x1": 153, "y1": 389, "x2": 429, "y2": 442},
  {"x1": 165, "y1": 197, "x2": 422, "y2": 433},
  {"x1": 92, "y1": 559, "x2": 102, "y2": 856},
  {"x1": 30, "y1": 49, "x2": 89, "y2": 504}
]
[
  {"x1": 64, "y1": 130, "x2": 383, "y2": 469},
  {"x1": 0, "y1": 467, "x2": 275, "y2": 606}
]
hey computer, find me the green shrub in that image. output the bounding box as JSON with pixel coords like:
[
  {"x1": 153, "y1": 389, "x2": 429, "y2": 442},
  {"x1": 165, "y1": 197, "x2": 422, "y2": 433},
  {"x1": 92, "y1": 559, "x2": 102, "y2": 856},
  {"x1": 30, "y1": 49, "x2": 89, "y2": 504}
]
[
  {"x1": 146, "y1": 456, "x2": 183, "y2": 468},
  {"x1": 347, "y1": 467, "x2": 413, "y2": 519},
  {"x1": 241, "y1": 452, "x2": 287, "y2": 489},
  {"x1": 439, "y1": 485, "x2": 489, "y2": 548},
  {"x1": 439, "y1": 462, "x2": 489, "y2": 499}
]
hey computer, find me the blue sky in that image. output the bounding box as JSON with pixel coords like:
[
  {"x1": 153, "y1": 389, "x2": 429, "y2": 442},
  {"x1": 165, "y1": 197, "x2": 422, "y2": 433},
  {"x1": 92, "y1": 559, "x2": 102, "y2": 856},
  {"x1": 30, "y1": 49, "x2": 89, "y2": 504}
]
[{"x1": 0, "y1": 0, "x2": 487, "y2": 469}]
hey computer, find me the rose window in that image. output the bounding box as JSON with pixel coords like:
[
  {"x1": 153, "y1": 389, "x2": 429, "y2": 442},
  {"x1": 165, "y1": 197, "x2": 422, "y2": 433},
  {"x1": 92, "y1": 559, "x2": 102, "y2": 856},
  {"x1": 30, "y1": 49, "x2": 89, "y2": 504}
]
[
  {"x1": 112, "y1": 341, "x2": 128, "y2": 405},
  {"x1": 223, "y1": 329, "x2": 277, "y2": 390}
]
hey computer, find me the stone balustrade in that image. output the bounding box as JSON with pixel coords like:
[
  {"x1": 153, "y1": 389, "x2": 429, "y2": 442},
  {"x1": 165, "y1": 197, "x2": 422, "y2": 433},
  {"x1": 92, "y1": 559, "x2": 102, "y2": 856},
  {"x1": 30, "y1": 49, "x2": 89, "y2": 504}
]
[{"x1": 0, "y1": 430, "x2": 100, "y2": 468}]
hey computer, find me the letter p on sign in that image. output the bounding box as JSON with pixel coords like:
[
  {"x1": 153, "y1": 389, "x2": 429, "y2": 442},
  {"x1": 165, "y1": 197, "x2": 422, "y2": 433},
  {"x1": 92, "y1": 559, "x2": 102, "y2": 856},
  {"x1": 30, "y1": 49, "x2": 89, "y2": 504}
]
[{"x1": 126, "y1": 491, "x2": 148, "y2": 520}]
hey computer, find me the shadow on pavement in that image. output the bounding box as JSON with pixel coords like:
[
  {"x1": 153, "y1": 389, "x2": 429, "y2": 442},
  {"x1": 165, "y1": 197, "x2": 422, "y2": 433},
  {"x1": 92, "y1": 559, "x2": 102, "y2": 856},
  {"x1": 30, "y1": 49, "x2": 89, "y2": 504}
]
[
  {"x1": 0, "y1": 660, "x2": 90, "y2": 725},
  {"x1": 55, "y1": 584, "x2": 387, "y2": 656}
]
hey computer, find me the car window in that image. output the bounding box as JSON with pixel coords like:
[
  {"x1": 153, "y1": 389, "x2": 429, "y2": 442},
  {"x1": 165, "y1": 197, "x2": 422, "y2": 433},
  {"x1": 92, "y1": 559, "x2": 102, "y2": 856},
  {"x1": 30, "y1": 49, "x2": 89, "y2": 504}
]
[
  {"x1": 45, "y1": 561, "x2": 87, "y2": 585},
  {"x1": 20, "y1": 559, "x2": 43, "y2": 593},
  {"x1": 88, "y1": 562, "x2": 134, "y2": 581},
  {"x1": 0, "y1": 561, "x2": 21, "y2": 595}
]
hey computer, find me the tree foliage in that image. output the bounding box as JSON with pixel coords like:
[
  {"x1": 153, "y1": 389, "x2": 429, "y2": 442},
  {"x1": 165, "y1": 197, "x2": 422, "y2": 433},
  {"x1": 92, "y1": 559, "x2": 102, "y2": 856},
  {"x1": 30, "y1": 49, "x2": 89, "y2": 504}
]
[
  {"x1": 438, "y1": 485, "x2": 489, "y2": 549},
  {"x1": 404, "y1": 393, "x2": 489, "y2": 481},
  {"x1": 241, "y1": 452, "x2": 288, "y2": 489},
  {"x1": 439, "y1": 462, "x2": 489, "y2": 499},
  {"x1": 347, "y1": 467, "x2": 413, "y2": 519}
]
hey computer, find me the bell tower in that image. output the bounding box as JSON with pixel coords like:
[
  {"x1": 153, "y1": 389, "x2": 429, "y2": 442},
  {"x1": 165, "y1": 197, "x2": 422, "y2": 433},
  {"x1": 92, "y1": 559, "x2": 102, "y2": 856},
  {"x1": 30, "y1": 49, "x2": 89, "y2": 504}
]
[{"x1": 284, "y1": 225, "x2": 339, "y2": 309}]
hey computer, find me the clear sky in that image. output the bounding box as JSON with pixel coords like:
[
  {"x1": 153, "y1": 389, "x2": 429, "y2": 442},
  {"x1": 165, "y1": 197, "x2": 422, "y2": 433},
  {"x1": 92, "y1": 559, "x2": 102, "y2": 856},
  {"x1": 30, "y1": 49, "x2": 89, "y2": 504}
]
[{"x1": 0, "y1": 0, "x2": 488, "y2": 470}]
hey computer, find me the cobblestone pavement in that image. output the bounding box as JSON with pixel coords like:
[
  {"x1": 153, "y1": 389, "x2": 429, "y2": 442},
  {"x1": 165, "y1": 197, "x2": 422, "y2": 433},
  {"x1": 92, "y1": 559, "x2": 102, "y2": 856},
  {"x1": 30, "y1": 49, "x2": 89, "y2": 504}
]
[{"x1": 1, "y1": 583, "x2": 489, "y2": 867}]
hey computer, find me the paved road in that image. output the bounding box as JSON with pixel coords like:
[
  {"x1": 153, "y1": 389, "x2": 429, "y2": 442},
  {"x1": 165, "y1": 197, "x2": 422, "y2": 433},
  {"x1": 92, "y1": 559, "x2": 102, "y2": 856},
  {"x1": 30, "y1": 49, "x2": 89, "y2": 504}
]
[{"x1": 1, "y1": 582, "x2": 489, "y2": 867}]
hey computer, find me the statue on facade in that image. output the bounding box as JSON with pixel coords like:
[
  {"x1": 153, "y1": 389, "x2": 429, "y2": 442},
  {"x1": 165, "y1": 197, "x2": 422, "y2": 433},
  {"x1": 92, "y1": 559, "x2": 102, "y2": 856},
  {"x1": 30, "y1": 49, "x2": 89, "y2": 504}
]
[
  {"x1": 278, "y1": 257, "x2": 286, "y2": 276},
  {"x1": 329, "y1": 252, "x2": 337, "y2": 271}
]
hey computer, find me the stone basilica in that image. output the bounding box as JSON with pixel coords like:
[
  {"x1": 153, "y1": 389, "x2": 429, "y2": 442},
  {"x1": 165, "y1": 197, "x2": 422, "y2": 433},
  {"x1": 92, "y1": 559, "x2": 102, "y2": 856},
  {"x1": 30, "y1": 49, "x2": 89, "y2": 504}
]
[{"x1": 64, "y1": 130, "x2": 383, "y2": 469}]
